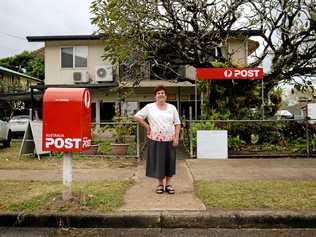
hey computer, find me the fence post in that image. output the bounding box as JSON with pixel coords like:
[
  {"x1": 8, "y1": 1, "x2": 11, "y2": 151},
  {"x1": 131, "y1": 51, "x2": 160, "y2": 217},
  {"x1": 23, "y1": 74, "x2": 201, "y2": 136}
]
[
  {"x1": 306, "y1": 118, "x2": 310, "y2": 158},
  {"x1": 136, "y1": 123, "x2": 140, "y2": 158},
  {"x1": 189, "y1": 106, "x2": 193, "y2": 158},
  {"x1": 261, "y1": 79, "x2": 265, "y2": 120}
]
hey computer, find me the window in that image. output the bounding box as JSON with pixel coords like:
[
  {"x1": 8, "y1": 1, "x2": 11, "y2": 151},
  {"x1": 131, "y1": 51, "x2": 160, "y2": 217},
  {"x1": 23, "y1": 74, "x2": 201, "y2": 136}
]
[{"x1": 61, "y1": 46, "x2": 88, "y2": 68}]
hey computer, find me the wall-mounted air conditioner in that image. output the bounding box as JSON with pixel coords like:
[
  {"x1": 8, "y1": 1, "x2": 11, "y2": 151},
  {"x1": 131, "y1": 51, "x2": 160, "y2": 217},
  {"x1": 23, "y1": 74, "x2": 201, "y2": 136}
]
[
  {"x1": 73, "y1": 71, "x2": 89, "y2": 83},
  {"x1": 96, "y1": 65, "x2": 113, "y2": 82}
]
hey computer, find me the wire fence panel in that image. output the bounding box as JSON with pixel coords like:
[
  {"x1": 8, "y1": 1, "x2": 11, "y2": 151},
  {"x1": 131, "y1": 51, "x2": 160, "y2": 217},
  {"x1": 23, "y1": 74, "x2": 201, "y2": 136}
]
[
  {"x1": 183, "y1": 119, "x2": 316, "y2": 158},
  {"x1": 84, "y1": 121, "x2": 139, "y2": 157}
]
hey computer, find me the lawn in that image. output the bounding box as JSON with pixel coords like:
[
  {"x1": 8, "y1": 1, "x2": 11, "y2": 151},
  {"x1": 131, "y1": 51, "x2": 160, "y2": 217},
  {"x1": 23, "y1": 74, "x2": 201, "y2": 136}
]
[
  {"x1": 0, "y1": 180, "x2": 134, "y2": 213},
  {"x1": 0, "y1": 141, "x2": 137, "y2": 170},
  {"x1": 195, "y1": 180, "x2": 316, "y2": 209}
]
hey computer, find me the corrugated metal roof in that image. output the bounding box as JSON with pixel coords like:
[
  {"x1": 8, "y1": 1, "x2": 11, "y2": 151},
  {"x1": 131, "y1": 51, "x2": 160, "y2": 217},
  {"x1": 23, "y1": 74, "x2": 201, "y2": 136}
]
[{"x1": 0, "y1": 66, "x2": 42, "y2": 82}]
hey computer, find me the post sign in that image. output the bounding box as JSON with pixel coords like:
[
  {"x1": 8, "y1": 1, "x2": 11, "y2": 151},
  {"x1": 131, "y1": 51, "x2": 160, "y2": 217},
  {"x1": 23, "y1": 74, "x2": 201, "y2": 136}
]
[
  {"x1": 42, "y1": 88, "x2": 92, "y2": 152},
  {"x1": 196, "y1": 68, "x2": 263, "y2": 80}
]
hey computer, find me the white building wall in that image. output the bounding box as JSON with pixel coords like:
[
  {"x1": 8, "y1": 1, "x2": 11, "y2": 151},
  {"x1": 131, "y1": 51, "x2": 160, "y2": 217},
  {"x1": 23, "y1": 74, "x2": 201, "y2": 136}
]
[{"x1": 45, "y1": 40, "x2": 111, "y2": 85}]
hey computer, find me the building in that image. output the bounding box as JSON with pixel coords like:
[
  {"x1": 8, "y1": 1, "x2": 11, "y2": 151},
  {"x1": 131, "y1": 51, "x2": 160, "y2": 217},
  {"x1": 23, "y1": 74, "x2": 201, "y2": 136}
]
[
  {"x1": 0, "y1": 65, "x2": 42, "y2": 118},
  {"x1": 26, "y1": 32, "x2": 261, "y2": 125}
]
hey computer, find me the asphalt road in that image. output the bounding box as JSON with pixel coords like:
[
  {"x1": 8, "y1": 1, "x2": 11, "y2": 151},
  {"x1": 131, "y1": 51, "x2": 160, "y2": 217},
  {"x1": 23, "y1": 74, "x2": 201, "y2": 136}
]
[{"x1": 1, "y1": 228, "x2": 316, "y2": 237}]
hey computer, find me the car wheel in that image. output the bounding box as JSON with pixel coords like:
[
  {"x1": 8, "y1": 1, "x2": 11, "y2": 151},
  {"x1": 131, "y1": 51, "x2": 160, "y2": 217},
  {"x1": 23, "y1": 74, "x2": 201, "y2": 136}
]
[{"x1": 3, "y1": 130, "x2": 12, "y2": 148}]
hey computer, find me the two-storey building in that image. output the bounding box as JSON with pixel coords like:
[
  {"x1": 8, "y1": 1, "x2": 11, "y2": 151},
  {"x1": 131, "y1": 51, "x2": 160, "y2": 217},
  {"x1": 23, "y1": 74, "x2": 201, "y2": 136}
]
[{"x1": 27, "y1": 32, "x2": 261, "y2": 126}]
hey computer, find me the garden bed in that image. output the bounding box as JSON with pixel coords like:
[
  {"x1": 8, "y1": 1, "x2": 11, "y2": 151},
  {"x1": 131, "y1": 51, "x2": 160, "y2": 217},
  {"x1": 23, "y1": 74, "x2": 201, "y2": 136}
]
[{"x1": 228, "y1": 152, "x2": 313, "y2": 159}]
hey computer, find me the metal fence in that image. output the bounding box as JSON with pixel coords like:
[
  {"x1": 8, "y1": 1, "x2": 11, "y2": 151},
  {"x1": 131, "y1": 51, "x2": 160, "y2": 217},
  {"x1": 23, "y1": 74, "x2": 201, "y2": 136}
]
[
  {"x1": 182, "y1": 118, "x2": 316, "y2": 158},
  {"x1": 89, "y1": 121, "x2": 140, "y2": 158}
]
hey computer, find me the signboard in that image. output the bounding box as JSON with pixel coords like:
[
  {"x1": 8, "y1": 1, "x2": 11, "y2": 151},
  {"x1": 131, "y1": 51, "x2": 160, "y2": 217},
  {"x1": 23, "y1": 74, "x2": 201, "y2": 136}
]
[
  {"x1": 307, "y1": 103, "x2": 316, "y2": 119},
  {"x1": 19, "y1": 121, "x2": 50, "y2": 160},
  {"x1": 196, "y1": 68, "x2": 263, "y2": 80},
  {"x1": 42, "y1": 88, "x2": 92, "y2": 152},
  {"x1": 197, "y1": 130, "x2": 228, "y2": 159}
]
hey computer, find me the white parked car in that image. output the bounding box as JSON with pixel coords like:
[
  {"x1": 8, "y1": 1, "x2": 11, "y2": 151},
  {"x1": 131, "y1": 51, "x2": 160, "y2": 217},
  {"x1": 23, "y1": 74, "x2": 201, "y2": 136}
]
[
  {"x1": 275, "y1": 110, "x2": 294, "y2": 119},
  {"x1": 0, "y1": 119, "x2": 11, "y2": 147},
  {"x1": 8, "y1": 115, "x2": 30, "y2": 135}
]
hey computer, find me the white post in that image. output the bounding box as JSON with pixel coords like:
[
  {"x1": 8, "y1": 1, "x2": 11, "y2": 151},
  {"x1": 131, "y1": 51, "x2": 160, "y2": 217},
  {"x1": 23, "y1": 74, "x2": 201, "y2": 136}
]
[
  {"x1": 136, "y1": 123, "x2": 140, "y2": 158},
  {"x1": 177, "y1": 86, "x2": 180, "y2": 111},
  {"x1": 63, "y1": 152, "x2": 72, "y2": 201},
  {"x1": 195, "y1": 80, "x2": 198, "y2": 120},
  {"x1": 96, "y1": 100, "x2": 101, "y2": 129},
  {"x1": 189, "y1": 106, "x2": 193, "y2": 158},
  {"x1": 261, "y1": 78, "x2": 264, "y2": 119}
]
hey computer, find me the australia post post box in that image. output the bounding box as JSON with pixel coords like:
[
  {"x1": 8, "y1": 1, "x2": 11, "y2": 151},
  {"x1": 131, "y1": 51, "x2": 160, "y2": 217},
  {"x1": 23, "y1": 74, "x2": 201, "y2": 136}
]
[{"x1": 42, "y1": 88, "x2": 92, "y2": 152}]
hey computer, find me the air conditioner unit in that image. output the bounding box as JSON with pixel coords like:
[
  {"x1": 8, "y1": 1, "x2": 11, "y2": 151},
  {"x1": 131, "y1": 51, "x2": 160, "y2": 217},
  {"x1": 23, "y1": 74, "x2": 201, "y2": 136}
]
[
  {"x1": 73, "y1": 71, "x2": 89, "y2": 83},
  {"x1": 96, "y1": 65, "x2": 113, "y2": 82}
]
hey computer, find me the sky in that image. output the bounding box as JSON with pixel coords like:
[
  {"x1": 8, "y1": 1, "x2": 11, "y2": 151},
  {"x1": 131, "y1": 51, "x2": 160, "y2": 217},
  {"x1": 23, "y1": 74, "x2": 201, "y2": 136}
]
[
  {"x1": 0, "y1": 0, "x2": 273, "y2": 74},
  {"x1": 0, "y1": 0, "x2": 96, "y2": 58},
  {"x1": 0, "y1": 0, "x2": 289, "y2": 79}
]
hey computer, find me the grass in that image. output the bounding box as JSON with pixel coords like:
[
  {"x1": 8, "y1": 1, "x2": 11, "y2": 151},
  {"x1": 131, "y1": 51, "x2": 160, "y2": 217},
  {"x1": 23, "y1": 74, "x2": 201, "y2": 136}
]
[
  {"x1": 0, "y1": 180, "x2": 134, "y2": 213},
  {"x1": 0, "y1": 141, "x2": 60, "y2": 170},
  {"x1": 0, "y1": 141, "x2": 137, "y2": 170},
  {"x1": 195, "y1": 180, "x2": 316, "y2": 209}
]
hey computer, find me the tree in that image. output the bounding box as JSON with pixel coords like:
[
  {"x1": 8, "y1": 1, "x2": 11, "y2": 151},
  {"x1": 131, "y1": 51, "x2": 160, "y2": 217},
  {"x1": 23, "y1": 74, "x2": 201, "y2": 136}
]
[
  {"x1": 248, "y1": 0, "x2": 316, "y2": 92},
  {"x1": 91, "y1": 0, "x2": 250, "y2": 69},
  {"x1": 0, "y1": 51, "x2": 44, "y2": 80},
  {"x1": 90, "y1": 0, "x2": 316, "y2": 118}
]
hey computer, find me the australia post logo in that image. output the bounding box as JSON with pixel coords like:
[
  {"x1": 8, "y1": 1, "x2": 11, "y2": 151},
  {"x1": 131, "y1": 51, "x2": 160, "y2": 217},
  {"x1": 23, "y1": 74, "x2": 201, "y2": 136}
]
[
  {"x1": 44, "y1": 136, "x2": 91, "y2": 151},
  {"x1": 197, "y1": 68, "x2": 263, "y2": 80},
  {"x1": 83, "y1": 89, "x2": 91, "y2": 109},
  {"x1": 223, "y1": 68, "x2": 262, "y2": 79}
]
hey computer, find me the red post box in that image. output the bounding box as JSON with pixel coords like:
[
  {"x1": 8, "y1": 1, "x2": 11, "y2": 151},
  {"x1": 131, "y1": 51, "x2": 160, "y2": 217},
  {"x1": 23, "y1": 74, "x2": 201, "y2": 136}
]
[{"x1": 42, "y1": 88, "x2": 92, "y2": 152}]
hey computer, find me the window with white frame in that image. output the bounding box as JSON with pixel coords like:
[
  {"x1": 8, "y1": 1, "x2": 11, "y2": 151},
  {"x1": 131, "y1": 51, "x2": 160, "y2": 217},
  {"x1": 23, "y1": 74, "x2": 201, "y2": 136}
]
[{"x1": 61, "y1": 46, "x2": 88, "y2": 68}]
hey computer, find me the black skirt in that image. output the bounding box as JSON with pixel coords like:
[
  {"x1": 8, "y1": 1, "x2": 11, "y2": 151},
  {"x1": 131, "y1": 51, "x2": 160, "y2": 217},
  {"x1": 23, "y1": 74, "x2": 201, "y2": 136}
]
[{"x1": 146, "y1": 139, "x2": 176, "y2": 179}]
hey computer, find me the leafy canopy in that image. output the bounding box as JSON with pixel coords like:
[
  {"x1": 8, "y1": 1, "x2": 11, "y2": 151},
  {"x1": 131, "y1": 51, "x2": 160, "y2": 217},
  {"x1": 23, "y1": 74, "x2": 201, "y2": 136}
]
[{"x1": 0, "y1": 51, "x2": 44, "y2": 80}]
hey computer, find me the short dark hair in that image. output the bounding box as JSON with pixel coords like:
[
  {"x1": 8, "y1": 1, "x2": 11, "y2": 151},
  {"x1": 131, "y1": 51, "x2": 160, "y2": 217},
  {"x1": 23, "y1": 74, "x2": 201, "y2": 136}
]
[{"x1": 154, "y1": 85, "x2": 167, "y2": 95}]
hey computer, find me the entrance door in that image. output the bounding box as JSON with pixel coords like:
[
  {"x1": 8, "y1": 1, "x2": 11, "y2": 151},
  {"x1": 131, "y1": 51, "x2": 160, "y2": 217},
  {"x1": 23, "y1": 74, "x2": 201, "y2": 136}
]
[{"x1": 101, "y1": 102, "x2": 115, "y2": 121}]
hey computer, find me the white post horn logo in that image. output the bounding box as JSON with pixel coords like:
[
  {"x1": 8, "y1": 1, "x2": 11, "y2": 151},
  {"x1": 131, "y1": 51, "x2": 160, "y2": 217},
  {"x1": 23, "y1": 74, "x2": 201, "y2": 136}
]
[
  {"x1": 224, "y1": 69, "x2": 233, "y2": 78},
  {"x1": 84, "y1": 90, "x2": 91, "y2": 109}
]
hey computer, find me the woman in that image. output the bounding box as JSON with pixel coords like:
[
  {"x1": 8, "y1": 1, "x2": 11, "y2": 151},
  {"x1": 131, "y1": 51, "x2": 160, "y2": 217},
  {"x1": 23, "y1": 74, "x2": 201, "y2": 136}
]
[{"x1": 134, "y1": 85, "x2": 181, "y2": 194}]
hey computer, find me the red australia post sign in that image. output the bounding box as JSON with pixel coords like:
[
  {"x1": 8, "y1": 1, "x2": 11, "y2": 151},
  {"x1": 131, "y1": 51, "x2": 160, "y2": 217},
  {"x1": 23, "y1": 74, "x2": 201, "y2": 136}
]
[{"x1": 196, "y1": 68, "x2": 264, "y2": 80}]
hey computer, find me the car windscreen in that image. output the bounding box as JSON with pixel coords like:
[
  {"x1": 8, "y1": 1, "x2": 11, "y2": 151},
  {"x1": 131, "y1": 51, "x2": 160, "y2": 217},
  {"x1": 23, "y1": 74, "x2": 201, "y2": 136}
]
[{"x1": 10, "y1": 115, "x2": 30, "y2": 120}]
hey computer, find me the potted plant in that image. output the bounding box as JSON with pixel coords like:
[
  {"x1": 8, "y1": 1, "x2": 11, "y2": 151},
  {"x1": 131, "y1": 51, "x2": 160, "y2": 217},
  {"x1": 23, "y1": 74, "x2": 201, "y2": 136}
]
[{"x1": 111, "y1": 116, "x2": 133, "y2": 155}]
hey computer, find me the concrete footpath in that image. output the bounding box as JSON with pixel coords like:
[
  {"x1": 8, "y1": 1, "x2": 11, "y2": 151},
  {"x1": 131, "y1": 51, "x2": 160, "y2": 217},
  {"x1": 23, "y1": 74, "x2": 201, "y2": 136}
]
[
  {"x1": 1, "y1": 157, "x2": 316, "y2": 230},
  {"x1": 187, "y1": 158, "x2": 316, "y2": 181},
  {"x1": 119, "y1": 160, "x2": 206, "y2": 211}
]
